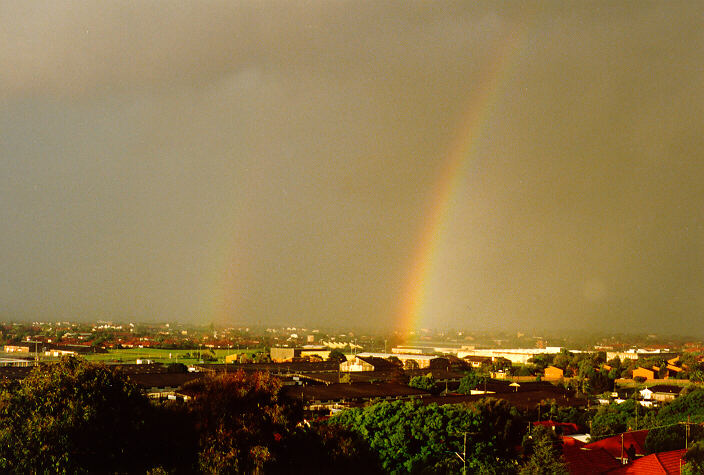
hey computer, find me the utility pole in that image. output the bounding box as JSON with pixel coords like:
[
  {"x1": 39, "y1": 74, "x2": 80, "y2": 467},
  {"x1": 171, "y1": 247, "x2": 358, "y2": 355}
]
[
  {"x1": 462, "y1": 431, "x2": 466, "y2": 475},
  {"x1": 620, "y1": 433, "x2": 624, "y2": 464},
  {"x1": 686, "y1": 416, "x2": 691, "y2": 450},
  {"x1": 450, "y1": 431, "x2": 480, "y2": 475},
  {"x1": 453, "y1": 432, "x2": 467, "y2": 475}
]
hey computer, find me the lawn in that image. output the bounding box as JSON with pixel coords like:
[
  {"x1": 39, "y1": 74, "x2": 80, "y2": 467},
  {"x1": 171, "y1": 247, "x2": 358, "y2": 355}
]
[{"x1": 82, "y1": 347, "x2": 261, "y2": 364}]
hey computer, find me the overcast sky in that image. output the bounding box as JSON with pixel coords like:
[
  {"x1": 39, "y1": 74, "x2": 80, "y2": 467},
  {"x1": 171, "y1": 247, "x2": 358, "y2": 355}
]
[{"x1": 1, "y1": 1, "x2": 703, "y2": 334}]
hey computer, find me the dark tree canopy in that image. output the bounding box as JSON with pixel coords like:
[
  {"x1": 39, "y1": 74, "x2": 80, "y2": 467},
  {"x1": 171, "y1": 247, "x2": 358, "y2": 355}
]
[
  {"x1": 327, "y1": 349, "x2": 347, "y2": 363},
  {"x1": 684, "y1": 440, "x2": 704, "y2": 474},
  {"x1": 183, "y1": 370, "x2": 299, "y2": 473},
  {"x1": 0, "y1": 357, "x2": 155, "y2": 473},
  {"x1": 519, "y1": 425, "x2": 569, "y2": 475},
  {"x1": 186, "y1": 369, "x2": 381, "y2": 474},
  {"x1": 409, "y1": 375, "x2": 436, "y2": 392}
]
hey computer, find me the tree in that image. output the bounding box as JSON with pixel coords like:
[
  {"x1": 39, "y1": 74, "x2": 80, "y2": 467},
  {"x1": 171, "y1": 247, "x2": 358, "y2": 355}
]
[
  {"x1": 516, "y1": 365, "x2": 535, "y2": 377},
  {"x1": 327, "y1": 349, "x2": 347, "y2": 363},
  {"x1": 458, "y1": 371, "x2": 481, "y2": 394},
  {"x1": 683, "y1": 440, "x2": 704, "y2": 474},
  {"x1": 409, "y1": 375, "x2": 435, "y2": 392},
  {"x1": 404, "y1": 359, "x2": 419, "y2": 371},
  {"x1": 270, "y1": 423, "x2": 382, "y2": 474},
  {"x1": 528, "y1": 354, "x2": 554, "y2": 372},
  {"x1": 519, "y1": 425, "x2": 569, "y2": 474},
  {"x1": 590, "y1": 400, "x2": 639, "y2": 439},
  {"x1": 0, "y1": 356, "x2": 158, "y2": 473},
  {"x1": 645, "y1": 424, "x2": 704, "y2": 454},
  {"x1": 253, "y1": 352, "x2": 271, "y2": 363},
  {"x1": 386, "y1": 356, "x2": 403, "y2": 368},
  {"x1": 331, "y1": 398, "x2": 523, "y2": 474},
  {"x1": 183, "y1": 370, "x2": 300, "y2": 473},
  {"x1": 654, "y1": 387, "x2": 704, "y2": 426},
  {"x1": 587, "y1": 370, "x2": 614, "y2": 395},
  {"x1": 553, "y1": 352, "x2": 571, "y2": 371},
  {"x1": 492, "y1": 357, "x2": 513, "y2": 373},
  {"x1": 689, "y1": 370, "x2": 704, "y2": 383}
]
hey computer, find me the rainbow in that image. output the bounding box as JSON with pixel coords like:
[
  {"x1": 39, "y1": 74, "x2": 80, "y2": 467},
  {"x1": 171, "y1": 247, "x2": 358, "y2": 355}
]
[{"x1": 395, "y1": 24, "x2": 528, "y2": 339}]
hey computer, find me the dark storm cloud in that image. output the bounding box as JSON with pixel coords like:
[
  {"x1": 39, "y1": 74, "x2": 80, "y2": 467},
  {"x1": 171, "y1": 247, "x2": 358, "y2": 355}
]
[{"x1": 1, "y1": 1, "x2": 703, "y2": 334}]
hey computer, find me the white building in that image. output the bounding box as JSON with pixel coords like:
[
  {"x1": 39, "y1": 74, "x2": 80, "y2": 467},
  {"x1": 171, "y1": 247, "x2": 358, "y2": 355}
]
[{"x1": 457, "y1": 347, "x2": 562, "y2": 364}]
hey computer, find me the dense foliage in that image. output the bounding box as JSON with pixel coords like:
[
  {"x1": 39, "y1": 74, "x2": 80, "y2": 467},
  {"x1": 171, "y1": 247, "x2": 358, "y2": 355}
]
[
  {"x1": 590, "y1": 399, "x2": 640, "y2": 439},
  {"x1": 519, "y1": 425, "x2": 569, "y2": 475},
  {"x1": 641, "y1": 387, "x2": 704, "y2": 454},
  {"x1": 645, "y1": 423, "x2": 704, "y2": 454},
  {"x1": 409, "y1": 375, "x2": 436, "y2": 392},
  {"x1": 683, "y1": 440, "x2": 704, "y2": 474},
  {"x1": 653, "y1": 387, "x2": 704, "y2": 426},
  {"x1": 183, "y1": 371, "x2": 297, "y2": 473},
  {"x1": 0, "y1": 357, "x2": 157, "y2": 473},
  {"x1": 331, "y1": 398, "x2": 523, "y2": 474},
  {"x1": 457, "y1": 371, "x2": 482, "y2": 394}
]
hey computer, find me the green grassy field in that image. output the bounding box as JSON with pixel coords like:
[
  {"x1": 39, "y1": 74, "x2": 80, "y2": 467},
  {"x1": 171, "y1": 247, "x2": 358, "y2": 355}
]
[{"x1": 80, "y1": 347, "x2": 262, "y2": 364}]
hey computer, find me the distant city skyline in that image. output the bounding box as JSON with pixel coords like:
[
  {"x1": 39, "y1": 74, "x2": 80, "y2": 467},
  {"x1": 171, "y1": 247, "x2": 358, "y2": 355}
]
[{"x1": 2, "y1": 2, "x2": 703, "y2": 335}]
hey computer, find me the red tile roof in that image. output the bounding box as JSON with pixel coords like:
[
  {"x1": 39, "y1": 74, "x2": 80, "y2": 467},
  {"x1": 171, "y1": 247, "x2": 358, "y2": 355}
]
[
  {"x1": 562, "y1": 437, "x2": 621, "y2": 475},
  {"x1": 606, "y1": 449, "x2": 686, "y2": 474},
  {"x1": 584, "y1": 430, "x2": 649, "y2": 459}
]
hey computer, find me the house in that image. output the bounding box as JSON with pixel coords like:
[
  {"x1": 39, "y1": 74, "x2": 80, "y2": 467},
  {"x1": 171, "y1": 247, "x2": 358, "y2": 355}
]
[
  {"x1": 561, "y1": 437, "x2": 621, "y2": 475},
  {"x1": 665, "y1": 364, "x2": 683, "y2": 378},
  {"x1": 3, "y1": 345, "x2": 30, "y2": 353},
  {"x1": 463, "y1": 355, "x2": 492, "y2": 368},
  {"x1": 606, "y1": 449, "x2": 686, "y2": 474},
  {"x1": 640, "y1": 385, "x2": 682, "y2": 402},
  {"x1": 356, "y1": 352, "x2": 436, "y2": 369},
  {"x1": 339, "y1": 356, "x2": 397, "y2": 372},
  {"x1": 632, "y1": 367, "x2": 655, "y2": 380},
  {"x1": 270, "y1": 346, "x2": 331, "y2": 362},
  {"x1": 543, "y1": 365, "x2": 564, "y2": 380},
  {"x1": 44, "y1": 349, "x2": 78, "y2": 357},
  {"x1": 584, "y1": 430, "x2": 649, "y2": 463},
  {"x1": 203, "y1": 360, "x2": 340, "y2": 375}
]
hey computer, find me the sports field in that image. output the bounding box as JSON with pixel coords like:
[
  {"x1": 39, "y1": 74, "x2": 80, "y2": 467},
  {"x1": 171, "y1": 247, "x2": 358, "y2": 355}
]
[{"x1": 81, "y1": 347, "x2": 261, "y2": 364}]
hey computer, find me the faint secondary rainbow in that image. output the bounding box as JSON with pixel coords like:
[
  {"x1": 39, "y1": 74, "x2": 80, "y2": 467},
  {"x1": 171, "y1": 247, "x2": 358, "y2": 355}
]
[{"x1": 396, "y1": 24, "x2": 528, "y2": 339}]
